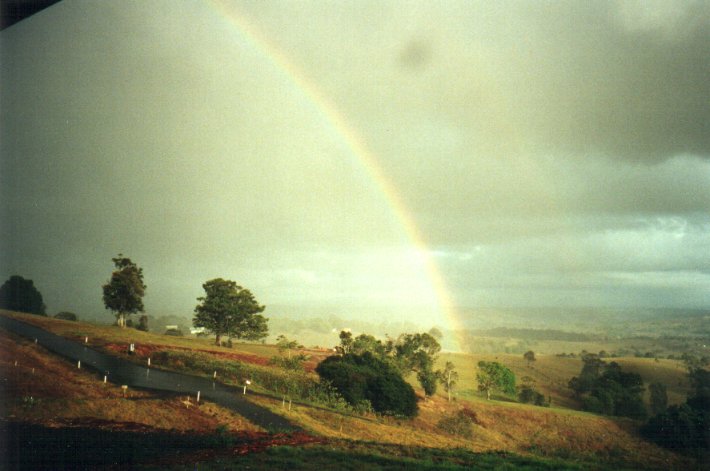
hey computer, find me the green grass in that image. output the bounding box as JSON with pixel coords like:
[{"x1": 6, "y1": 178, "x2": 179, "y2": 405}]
[{"x1": 138, "y1": 441, "x2": 596, "y2": 471}]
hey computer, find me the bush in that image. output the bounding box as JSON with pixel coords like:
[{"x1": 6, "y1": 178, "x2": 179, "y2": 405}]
[
  {"x1": 136, "y1": 315, "x2": 149, "y2": 332},
  {"x1": 518, "y1": 386, "x2": 548, "y2": 407},
  {"x1": 437, "y1": 409, "x2": 475, "y2": 438},
  {"x1": 54, "y1": 312, "x2": 77, "y2": 321},
  {"x1": 148, "y1": 349, "x2": 349, "y2": 411},
  {"x1": 164, "y1": 328, "x2": 183, "y2": 336},
  {"x1": 316, "y1": 352, "x2": 418, "y2": 417}
]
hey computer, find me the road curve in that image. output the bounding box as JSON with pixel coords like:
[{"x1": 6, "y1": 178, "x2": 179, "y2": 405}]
[{"x1": 0, "y1": 315, "x2": 299, "y2": 432}]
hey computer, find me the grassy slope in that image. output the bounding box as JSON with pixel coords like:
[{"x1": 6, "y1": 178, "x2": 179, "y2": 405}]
[
  {"x1": 439, "y1": 351, "x2": 692, "y2": 409},
  {"x1": 1, "y1": 311, "x2": 699, "y2": 470},
  {"x1": 0, "y1": 327, "x2": 262, "y2": 433}
]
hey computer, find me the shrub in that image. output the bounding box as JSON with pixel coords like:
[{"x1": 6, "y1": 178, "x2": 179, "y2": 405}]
[
  {"x1": 54, "y1": 312, "x2": 77, "y2": 321},
  {"x1": 136, "y1": 315, "x2": 149, "y2": 332},
  {"x1": 518, "y1": 386, "x2": 548, "y2": 407},
  {"x1": 316, "y1": 352, "x2": 418, "y2": 417},
  {"x1": 164, "y1": 328, "x2": 183, "y2": 336},
  {"x1": 437, "y1": 409, "x2": 475, "y2": 438}
]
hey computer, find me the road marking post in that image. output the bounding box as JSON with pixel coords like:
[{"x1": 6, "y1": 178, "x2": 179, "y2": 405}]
[
  {"x1": 77, "y1": 361, "x2": 81, "y2": 369},
  {"x1": 197, "y1": 391, "x2": 200, "y2": 403}
]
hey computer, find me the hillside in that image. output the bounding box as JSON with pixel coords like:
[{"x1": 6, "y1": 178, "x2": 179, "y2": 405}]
[{"x1": 1, "y1": 311, "x2": 702, "y2": 470}]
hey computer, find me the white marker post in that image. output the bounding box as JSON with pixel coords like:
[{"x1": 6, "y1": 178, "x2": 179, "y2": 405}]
[
  {"x1": 147, "y1": 357, "x2": 151, "y2": 366},
  {"x1": 243, "y1": 379, "x2": 251, "y2": 395},
  {"x1": 85, "y1": 336, "x2": 88, "y2": 344},
  {"x1": 197, "y1": 391, "x2": 201, "y2": 403},
  {"x1": 121, "y1": 385, "x2": 128, "y2": 397},
  {"x1": 103, "y1": 375, "x2": 107, "y2": 384},
  {"x1": 77, "y1": 361, "x2": 81, "y2": 369},
  {"x1": 213, "y1": 371, "x2": 217, "y2": 379}
]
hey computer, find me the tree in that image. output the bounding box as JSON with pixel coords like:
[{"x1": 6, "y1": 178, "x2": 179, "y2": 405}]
[
  {"x1": 102, "y1": 255, "x2": 146, "y2": 328},
  {"x1": 523, "y1": 350, "x2": 536, "y2": 367},
  {"x1": 438, "y1": 361, "x2": 459, "y2": 402},
  {"x1": 0, "y1": 275, "x2": 47, "y2": 315},
  {"x1": 477, "y1": 361, "x2": 516, "y2": 400},
  {"x1": 569, "y1": 359, "x2": 646, "y2": 419},
  {"x1": 351, "y1": 333, "x2": 388, "y2": 357},
  {"x1": 193, "y1": 278, "x2": 267, "y2": 345},
  {"x1": 391, "y1": 332, "x2": 441, "y2": 395},
  {"x1": 418, "y1": 368, "x2": 439, "y2": 397},
  {"x1": 568, "y1": 353, "x2": 605, "y2": 397},
  {"x1": 643, "y1": 367, "x2": 709, "y2": 452},
  {"x1": 316, "y1": 352, "x2": 418, "y2": 417},
  {"x1": 336, "y1": 330, "x2": 353, "y2": 354},
  {"x1": 649, "y1": 382, "x2": 668, "y2": 416}
]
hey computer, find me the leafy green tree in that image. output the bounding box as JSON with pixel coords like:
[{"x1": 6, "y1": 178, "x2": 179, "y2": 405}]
[
  {"x1": 568, "y1": 353, "x2": 605, "y2": 397},
  {"x1": 0, "y1": 275, "x2": 47, "y2": 315},
  {"x1": 102, "y1": 255, "x2": 146, "y2": 328},
  {"x1": 316, "y1": 352, "x2": 417, "y2": 417},
  {"x1": 643, "y1": 367, "x2": 709, "y2": 452},
  {"x1": 418, "y1": 368, "x2": 438, "y2": 397},
  {"x1": 193, "y1": 278, "x2": 267, "y2": 345},
  {"x1": 351, "y1": 333, "x2": 388, "y2": 357},
  {"x1": 643, "y1": 403, "x2": 707, "y2": 450},
  {"x1": 336, "y1": 330, "x2": 353, "y2": 354},
  {"x1": 570, "y1": 359, "x2": 646, "y2": 419},
  {"x1": 391, "y1": 332, "x2": 441, "y2": 395},
  {"x1": 438, "y1": 361, "x2": 459, "y2": 402},
  {"x1": 649, "y1": 382, "x2": 668, "y2": 416},
  {"x1": 477, "y1": 361, "x2": 516, "y2": 400}
]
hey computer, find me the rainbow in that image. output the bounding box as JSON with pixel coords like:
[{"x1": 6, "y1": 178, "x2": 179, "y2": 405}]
[{"x1": 206, "y1": 1, "x2": 462, "y2": 343}]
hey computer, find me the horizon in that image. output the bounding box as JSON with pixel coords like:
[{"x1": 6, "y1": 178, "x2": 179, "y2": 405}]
[{"x1": 2, "y1": 1, "x2": 709, "y2": 328}]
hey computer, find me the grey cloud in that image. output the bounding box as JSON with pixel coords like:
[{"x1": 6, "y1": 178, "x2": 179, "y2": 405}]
[{"x1": 240, "y1": 1, "x2": 710, "y2": 162}]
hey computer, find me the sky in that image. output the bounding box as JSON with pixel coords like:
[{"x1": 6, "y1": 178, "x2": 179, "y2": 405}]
[{"x1": 1, "y1": 0, "x2": 709, "y2": 329}]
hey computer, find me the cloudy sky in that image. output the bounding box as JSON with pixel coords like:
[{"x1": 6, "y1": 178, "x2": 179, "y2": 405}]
[{"x1": 1, "y1": 0, "x2": 709, "y2": 327}]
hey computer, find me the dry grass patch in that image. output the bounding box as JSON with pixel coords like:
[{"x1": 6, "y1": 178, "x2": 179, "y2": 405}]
[{"x1": 246, "y1": 389, "x2": 692, "y2": 470}]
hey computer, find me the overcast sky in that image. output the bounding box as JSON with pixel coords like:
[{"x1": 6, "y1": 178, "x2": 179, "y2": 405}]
[{"x1": 1, "y1": 0, "x2": 709, "y2": 328}]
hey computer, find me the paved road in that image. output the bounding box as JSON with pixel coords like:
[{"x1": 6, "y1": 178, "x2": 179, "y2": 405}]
[{"x1": 0, "y1": 315, "x2": 299, "y2": 432}]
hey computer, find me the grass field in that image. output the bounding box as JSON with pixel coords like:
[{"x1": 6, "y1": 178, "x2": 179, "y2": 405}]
[{"x1": 1, "y1": 310, "x2": 703, "y2": 470}]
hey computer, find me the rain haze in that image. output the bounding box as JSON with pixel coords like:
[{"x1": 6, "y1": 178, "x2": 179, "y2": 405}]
[{"x1": 1, "y1": 0, "x2": 709, "y2": 335}]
